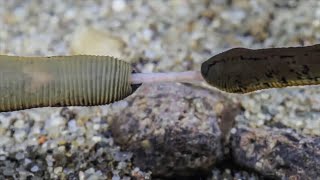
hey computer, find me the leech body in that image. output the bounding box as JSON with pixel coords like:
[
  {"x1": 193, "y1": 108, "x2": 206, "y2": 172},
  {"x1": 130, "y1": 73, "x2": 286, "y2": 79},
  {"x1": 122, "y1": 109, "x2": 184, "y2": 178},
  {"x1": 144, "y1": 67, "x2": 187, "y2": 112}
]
[
  {"x1": 201, "y1": 44, "x2": 320, "y2": 93},
  {"x1": 0, "y1": 55, "x2": 134, "y2": 112},
  {"x1": 2, "y1": 44, "x2": 320, "y2": 112}
]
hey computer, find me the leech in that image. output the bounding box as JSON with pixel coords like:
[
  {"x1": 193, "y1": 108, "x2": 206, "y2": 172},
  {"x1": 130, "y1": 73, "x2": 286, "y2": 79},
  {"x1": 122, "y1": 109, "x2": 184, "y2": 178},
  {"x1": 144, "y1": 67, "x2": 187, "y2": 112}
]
[
  {"x1": 2, "y1": 43, "x2": 320, "y2": 112},
  {"x1": 0, "y1": 55, "x2": 134, "y2": 112},
  {"x1": 130, "y1": 71, "x2": 204, "y2": 84}
]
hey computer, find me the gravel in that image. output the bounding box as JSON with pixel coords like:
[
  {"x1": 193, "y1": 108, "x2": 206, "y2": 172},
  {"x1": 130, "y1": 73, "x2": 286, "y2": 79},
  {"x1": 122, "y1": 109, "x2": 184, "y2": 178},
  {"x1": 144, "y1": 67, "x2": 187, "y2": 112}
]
[{"x1": 1, "y1": 0, "x2": 320, "y2": 179}]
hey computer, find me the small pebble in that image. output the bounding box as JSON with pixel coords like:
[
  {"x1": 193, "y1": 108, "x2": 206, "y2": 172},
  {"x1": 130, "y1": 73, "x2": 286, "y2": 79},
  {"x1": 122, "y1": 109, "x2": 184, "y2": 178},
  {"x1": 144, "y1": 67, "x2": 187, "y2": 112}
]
[
  {"x1": 70, "y1": 27, "x2": 126, "y2": 58},
  {"x1": 0, "y1": 155, "x2": 6, "y2": 161},
  {"x1": 84, "y1": 168, "x2": 95, "y2": 175},
  {"x1": 0, "y1": 137, "x2": 11, "y2": 146},
  {"x1": 68, "y1": 120, "x2": 78, "y2": 132},
  {"x1": 54, "y1": 167, "x2": 63, "y2": 174},
  {"x1": 3, "y1": 168, "x2": 15, "y2": 176},
  {"x1": 230, "y1": 128, "x2": 237, "y2": 134},
  {"x1": 14, "y1": 119, "x2": 25, "y2": 129},
  {"x1": 112, "y1": 175, "x2": 121, "y2": 180},
  {"x1": 31, "y1": 165, "x2": 39, "y2": 172},
  {"x1": 92, "y1": 136, "x2": 101, "y2": 143},
  {"x1": 15, "y1": 152, "x2": 25, "y2": 160},
  {"x1": 79, "y1": 171, "x2": 85, "y2": 180},
  {"x1": 13, "y1": 130, "x2": 26, "y2": 142},
  {"x1": 24, "y1": 158, "x2": 32, "y2": 166},
  {"x1": 112, "y1": 0, "x2": 126, "y2": 12}
]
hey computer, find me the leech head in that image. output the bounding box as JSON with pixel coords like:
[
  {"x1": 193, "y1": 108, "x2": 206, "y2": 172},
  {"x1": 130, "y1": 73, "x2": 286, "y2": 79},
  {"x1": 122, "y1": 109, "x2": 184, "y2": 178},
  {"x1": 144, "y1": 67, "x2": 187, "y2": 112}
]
[{"x1": 200, "y1": 48, "x2": 251, "y2": 93}]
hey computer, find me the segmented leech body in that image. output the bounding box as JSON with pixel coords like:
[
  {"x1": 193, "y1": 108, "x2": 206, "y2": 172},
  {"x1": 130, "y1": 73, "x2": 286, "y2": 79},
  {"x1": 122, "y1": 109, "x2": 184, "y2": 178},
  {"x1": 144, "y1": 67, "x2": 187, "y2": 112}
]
[
  {"x1": 201, "y1": 44, "x2": 320, "y2": 93},
  {"x1": 2, "y1": 44, "x2": 320, "y2": 112},
  {"x1": 0, "y1": 55, "x2": 134, "y2": 112}
]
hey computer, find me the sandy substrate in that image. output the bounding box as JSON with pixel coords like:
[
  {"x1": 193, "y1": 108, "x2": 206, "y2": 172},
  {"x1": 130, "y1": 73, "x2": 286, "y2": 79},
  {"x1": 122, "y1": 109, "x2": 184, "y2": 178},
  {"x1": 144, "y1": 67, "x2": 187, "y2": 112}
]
[{"x1": 0, "y1": 0, "x2": 320, "y2": 179}]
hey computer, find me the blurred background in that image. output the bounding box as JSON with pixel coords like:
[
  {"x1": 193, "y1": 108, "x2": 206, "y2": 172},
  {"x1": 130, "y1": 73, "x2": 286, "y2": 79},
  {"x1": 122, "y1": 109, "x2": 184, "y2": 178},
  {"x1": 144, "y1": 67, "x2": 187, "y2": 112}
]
[{"x1": 0, "y1": 0, "x2": 320, "y2": 179}]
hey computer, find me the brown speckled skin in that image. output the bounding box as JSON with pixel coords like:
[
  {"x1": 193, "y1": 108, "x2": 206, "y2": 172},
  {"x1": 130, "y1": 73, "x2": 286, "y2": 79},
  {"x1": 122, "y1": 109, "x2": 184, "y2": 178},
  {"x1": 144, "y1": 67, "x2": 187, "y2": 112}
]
[
  {"x1": 201, "y1": 44, "x2": 320, "y2": 93},
  {"x1": 0, "y1": 55, "x2": 135, "y2": 112}
]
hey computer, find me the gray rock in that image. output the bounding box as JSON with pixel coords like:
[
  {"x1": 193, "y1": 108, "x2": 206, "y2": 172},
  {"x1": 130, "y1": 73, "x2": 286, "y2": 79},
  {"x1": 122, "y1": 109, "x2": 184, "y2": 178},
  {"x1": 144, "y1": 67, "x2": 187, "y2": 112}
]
[
  {"x1": 231, "y1": 127, "x2": 320, "y2": 179},
  {"x1": 108, "y1": 83, "x2": 241, "y2": 177},
  {"x1": 30, "y1": 165, "x2": 39, "y2": 172}
]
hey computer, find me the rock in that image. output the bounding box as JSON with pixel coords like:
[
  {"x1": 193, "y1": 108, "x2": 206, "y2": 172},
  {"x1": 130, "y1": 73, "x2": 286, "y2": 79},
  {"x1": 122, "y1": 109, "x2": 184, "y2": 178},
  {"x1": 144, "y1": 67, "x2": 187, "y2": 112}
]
[
  {"x1": 70, "y1": 27, "x2": 126, "y2": 58},
  {"x1": 231, "y1": 127, "x2": 320, "y2": 179},
  {"x1": 107, "y1": 83, "x2": 241, "y2": 177},
  {"x1": 112, "y1": 0, "x2": 127, "y2": 12},
  {"x1": 30, "y1": 165, "x2": 39, "y2": 172}
]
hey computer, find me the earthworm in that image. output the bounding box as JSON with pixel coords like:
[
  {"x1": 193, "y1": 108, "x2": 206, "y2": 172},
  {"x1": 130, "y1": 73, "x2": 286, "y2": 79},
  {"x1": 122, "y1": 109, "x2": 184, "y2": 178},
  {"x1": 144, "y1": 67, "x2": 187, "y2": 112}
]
[{"x1": 1, "y1": 44, "x2": 320, "y2": 111}]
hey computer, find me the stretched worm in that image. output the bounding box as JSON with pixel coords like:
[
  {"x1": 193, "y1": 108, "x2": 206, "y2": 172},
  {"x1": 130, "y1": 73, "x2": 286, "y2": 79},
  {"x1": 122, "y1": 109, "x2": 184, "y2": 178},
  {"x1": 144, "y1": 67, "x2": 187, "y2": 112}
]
[{"x1": 1, "y1": 44, "x2": 320, "y2": 111}]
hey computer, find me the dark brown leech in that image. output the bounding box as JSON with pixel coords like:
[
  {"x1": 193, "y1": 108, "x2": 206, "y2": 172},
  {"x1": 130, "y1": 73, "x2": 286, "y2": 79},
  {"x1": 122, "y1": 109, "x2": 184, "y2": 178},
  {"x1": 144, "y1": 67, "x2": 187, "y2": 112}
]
[{"x1": 201, "y1": 44, "x2": 320, "y2": 93}]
